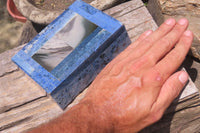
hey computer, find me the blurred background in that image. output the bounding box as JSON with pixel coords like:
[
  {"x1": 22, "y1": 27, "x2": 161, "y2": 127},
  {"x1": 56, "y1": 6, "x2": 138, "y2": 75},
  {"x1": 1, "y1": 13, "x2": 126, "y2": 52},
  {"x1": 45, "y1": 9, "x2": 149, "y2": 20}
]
[{"x1": 0, "y1": 0, "x2": 24, "y2": 54}]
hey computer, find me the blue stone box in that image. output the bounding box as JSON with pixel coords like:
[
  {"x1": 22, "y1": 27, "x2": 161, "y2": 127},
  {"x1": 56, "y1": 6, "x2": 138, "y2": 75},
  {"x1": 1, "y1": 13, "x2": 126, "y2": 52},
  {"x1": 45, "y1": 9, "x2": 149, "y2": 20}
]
[{"x1": 12, "y1": 0, "x2": 131, "y2": 109}]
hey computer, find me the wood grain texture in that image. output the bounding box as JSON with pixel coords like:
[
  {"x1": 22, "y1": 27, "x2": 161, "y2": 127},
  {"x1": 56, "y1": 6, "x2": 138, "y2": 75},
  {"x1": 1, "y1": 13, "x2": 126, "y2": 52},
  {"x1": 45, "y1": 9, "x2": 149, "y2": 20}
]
[
  {"x1": 0, "y1": 96, "x2": 62, "y2": 133},
  {"x1": 0, "y1": 46, "x2": 22, "y2": 77},
  {"x1": 0, "y1": 0, "x2": 199, "y2": 132},
  {"x1": 0, "y1": 45, "x2": 45, "y2": 113},
  {"x1": 105, "y1": 2, "x2": 158, "y2": 42}
]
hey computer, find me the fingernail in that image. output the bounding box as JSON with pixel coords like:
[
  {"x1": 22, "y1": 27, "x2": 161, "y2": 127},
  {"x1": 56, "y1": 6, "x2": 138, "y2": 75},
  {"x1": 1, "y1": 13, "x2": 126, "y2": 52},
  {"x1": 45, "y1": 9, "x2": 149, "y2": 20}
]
[
  {"x1": 179, "y1": 72, "x2": 188, "y2": 84},
  {"x1": 184, "y1": 30, "x2": 192, "y2": 36},
  {"x1": 145, "y1": 30, "x2": 152, "y2": 36},
  {"x1": 178, "y1": 18, "x2": 187, "y2": 25},
  {"x1": 165, "y1": 18, "x2": 175, "y2": 25}
]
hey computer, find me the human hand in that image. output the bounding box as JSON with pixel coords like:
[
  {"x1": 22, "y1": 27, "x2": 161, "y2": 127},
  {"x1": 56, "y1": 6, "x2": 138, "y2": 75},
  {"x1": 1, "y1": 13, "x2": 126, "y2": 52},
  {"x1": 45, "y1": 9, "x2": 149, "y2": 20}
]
[
  {"x1": 79, "y1": 18, "x2": 193, "y2": 133},
  {"x1": 28, "y1": 18, "x2": 193, "y2": 133}
]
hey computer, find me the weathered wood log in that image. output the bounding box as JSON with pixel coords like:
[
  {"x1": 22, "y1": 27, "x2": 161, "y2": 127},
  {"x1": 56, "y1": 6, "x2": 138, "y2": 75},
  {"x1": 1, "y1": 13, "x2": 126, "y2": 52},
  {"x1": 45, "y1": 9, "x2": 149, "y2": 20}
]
[{"x1": 0, "y1": 0, "x2": 199, "y2": 132}]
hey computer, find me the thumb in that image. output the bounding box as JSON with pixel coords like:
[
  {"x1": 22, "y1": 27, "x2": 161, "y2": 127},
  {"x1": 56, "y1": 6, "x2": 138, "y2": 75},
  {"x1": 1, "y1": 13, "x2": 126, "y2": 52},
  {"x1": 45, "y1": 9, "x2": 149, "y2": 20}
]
[{"x1": 152, "y1": 71, "x2": 189, "y2": 115}]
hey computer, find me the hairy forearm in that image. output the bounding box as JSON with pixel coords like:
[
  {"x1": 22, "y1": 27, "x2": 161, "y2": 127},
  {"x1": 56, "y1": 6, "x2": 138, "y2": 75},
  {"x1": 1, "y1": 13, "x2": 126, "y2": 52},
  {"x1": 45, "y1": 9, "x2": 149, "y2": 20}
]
[{"x1": 28, "y1": 100, "x2": 112, "y2": 133}]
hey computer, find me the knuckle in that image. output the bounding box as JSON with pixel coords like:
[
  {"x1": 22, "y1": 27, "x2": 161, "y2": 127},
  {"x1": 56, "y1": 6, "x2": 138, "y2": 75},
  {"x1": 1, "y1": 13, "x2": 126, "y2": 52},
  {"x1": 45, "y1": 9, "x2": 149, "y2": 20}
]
[
  {"x1": 157, "y1": 26, "x2": 166, "y2": 34},
  {"x1": 129, "y1": 56, "x2": 150, "y2": 73},
  {"x1": 171, "y1": 50, "x2": 182, "y2": 61},
  {"x1": 172, "y1": 29, "x2": 180, "y2": 37},
  {"x1": 109, "y1": 60, "x2": 125, "y2": 76},
  {"x1": 143, "y1": 37, "x2": 153, "y2": 45},
  {"x1": 158, "y1": 23, "x2": 171, "y2": 33},
  {"x1": 139, "y1": 55, "x2": 156, "y2": 67},
  {"x1": 174, "y1": 25, "x2": 184, "y2": 33},
  {"x1": 151, "y1": 67, "x2": 163, "y2": 83},
  {"x1": 160, "y1": 37, "x2": 172, "y2": 49},
  {"x1": 182, "y1": 37, "x2": 191, "y2": 45},
  {"x1": 166, "y1": 81, "x2": 182, "y2": 98},
  {"x1": 147, "y1": 54, "x2": 156, "y2": 65},
  {"x1": 142, "y1": 68, "x2": 163, "y2": 87}
]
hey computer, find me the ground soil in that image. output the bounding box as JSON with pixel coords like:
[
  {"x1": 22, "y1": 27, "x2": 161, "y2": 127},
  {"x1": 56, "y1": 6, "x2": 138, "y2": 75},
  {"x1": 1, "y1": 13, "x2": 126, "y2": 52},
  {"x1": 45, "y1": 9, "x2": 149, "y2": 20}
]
[{"x1": 28, "y1": 0, "x2": 95, "y2": 11}]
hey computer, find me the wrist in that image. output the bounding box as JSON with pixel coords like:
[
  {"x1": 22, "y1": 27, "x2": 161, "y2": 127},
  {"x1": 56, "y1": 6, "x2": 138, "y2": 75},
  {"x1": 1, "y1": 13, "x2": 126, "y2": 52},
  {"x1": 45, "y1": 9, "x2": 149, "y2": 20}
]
[{"x1": 73, "y1": 99, "x2": 113, "y2": 133}]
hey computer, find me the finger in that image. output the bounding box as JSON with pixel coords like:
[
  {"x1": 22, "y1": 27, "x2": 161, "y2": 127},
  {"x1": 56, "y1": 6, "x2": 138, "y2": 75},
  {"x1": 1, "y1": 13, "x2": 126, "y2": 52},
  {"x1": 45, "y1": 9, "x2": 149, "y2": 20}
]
[
  {"x1": 129, "y1": 18, "x2": 176, "y2": 58},
  {"x1": 155, "y1": 30, "x2": 193, "y2": 80},
  {"x1": 114, "y1": 18, "x2": 177, "y2": 69},
  {"x1": 151, "y1": 71, "x2": 188, "y2": 115},
  {"x1": 103, "y1": 19, "x2": 176, "y2": 76},
  {"x1": 128, "y1": 30, "x2": 153, "y2": 49},
  {"x1": 115, "y1": 30, "x2": 153, "y2": 60},
  {"x1": 144, "y1": 18, "x2": 189, "y2": 65},
  {"x1": 139, "y1": 18, "x2": 176, "y2": 48}
]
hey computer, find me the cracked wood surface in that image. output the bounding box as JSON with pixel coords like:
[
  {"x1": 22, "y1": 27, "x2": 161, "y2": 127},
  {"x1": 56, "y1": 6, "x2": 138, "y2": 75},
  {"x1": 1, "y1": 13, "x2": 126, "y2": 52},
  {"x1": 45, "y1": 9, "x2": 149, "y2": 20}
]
[{"x1": 0, "y1": 0, "x2": 199, "y2": 132}]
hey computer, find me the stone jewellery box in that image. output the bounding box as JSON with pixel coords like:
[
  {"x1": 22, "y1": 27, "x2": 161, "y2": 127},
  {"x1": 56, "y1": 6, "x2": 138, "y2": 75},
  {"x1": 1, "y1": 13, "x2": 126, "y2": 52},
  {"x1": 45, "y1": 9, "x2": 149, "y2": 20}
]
[{"x1": 12, "y1": 0, "x2": 131, "y2": 109}]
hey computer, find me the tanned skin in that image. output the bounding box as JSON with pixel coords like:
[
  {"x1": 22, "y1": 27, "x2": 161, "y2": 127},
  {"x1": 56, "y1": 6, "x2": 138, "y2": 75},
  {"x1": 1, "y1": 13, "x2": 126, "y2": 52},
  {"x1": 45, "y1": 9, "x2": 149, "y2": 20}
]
[{"x1": 28, "y1": 18, "x2": 193, "y2": 133}]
